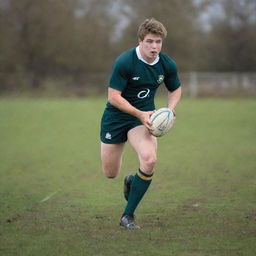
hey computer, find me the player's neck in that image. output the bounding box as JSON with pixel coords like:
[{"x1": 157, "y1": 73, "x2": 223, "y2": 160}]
[{"x1": 136, "y1": 46, "x2": 159, "y2": 65}]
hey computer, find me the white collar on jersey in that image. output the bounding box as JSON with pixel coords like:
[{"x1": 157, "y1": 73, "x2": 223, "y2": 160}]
[{"x1": 136, "y1": 46, "x2": 159, "y2": 66}]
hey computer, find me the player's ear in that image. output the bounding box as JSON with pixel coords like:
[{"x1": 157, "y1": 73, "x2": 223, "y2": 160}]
[{"x1": 138, "y1": 38, "x2": 143, "y2": 45}]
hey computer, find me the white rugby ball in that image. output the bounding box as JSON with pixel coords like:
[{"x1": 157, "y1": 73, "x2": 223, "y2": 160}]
[{"x1": 150, "y1": 108, "x2": 175, "y2": 137}]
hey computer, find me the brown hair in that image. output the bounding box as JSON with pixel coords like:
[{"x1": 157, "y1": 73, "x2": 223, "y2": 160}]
[{"x1": 137, "y1": 18, "x2": 167, "y2": 41}]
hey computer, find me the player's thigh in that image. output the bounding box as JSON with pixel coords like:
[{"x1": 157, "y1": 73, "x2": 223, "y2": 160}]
[
  {"x1": 100, "y1": 142, "x2": 125, "y2": 177},
  {"x1": 127, "y1": 125, "x2": 157, "y2": 163}
]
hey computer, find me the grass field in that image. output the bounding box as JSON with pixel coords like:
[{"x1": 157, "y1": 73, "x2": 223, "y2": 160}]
[{"x1": 0, "y1": 97, "x2": 256, "y2": 256}]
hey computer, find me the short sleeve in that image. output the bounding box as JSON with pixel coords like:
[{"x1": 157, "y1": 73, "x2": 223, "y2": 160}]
[
  {"x1": 108, "y1": 59, "x2": 130, "y2": 92},
  {"x1": 163, "y1": 57, "x2": 181, "y2": 92}
]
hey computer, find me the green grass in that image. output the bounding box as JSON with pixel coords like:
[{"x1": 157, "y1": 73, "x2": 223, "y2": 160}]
[{"x1": 0, "y1": 97, "x2": 256, "y2": 256}]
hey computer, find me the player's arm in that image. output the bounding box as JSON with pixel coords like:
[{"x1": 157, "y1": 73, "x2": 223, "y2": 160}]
[
  {"x1": 167, "y1": 86, "x2": 182, "y2": 115},
  {"x1": 108, "y1": 88, "x2": 153, "y2": 130}
]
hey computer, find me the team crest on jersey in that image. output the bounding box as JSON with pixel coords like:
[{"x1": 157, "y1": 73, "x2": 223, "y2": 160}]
[{"x1": 157, "y1": 75, "x2": 164, "y2": 84}]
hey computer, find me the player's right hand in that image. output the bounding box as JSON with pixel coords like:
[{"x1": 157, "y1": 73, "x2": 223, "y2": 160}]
[{"x1": 137, "y1": 111, "x2": 154, "y2": 131}]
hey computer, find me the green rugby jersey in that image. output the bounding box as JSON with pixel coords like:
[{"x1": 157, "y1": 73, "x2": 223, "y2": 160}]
[{"x1": 106, "y1": 47, "x2": 181, "y2": 112}]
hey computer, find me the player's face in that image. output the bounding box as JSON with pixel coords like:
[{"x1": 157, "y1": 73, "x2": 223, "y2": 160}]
[{"x1": 139, "y1": 33, "x2": 163, "y2": 63}]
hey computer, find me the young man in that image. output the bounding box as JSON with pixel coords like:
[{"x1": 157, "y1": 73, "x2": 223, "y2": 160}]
[{"x1": 100, "y1": 18, "x2": 182, "y2": 229}]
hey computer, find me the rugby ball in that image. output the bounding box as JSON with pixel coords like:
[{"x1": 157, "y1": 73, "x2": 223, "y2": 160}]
[{"x1": 150, "y1": 108, "x2": 175, "y2": 137}]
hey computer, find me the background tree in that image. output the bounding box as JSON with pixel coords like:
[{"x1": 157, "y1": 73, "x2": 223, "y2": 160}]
[
  {"x1": 0, "y1": 0, "x2": 255, "y2": 93},
  {"x1": 194, "y1": 0, "x2": 256, "y2": 71},
  {"x1": 0, "y1": 0, "x2": 115, "y2": 90},
  {"x1": 115, "y1": 0, "x2": 201, "y2": 71}
]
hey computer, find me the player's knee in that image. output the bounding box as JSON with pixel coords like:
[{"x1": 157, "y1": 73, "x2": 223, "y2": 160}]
[
  {"x1": 106, "y1": 175, "x2": 116, "y2": 179},
  {"x1": 141, "y1": 152, "x2": 157, "y2": 169},
  {"x1": 102, "y1": 167, "x2": 119, "y2": 179},
  {"x1": 103, "y1": 171, "x2": 117, "y2": 179},
  {"x1": 103, "y1": 170, "x2": 118, "y2": 179}
]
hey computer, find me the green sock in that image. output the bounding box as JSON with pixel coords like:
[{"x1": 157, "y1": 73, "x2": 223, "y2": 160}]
[{"x1": 123, "y1": 168, "x2": 153, "y2": 216}]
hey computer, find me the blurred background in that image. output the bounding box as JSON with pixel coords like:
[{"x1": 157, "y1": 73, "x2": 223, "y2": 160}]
[{"x1": 0, "y1": 0, "x2": 255, "y2": 97}]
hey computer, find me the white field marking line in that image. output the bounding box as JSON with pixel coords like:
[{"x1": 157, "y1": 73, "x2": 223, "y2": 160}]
[{"x1": 40, "y1": 191, "x2": 58, "y2": 203}]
